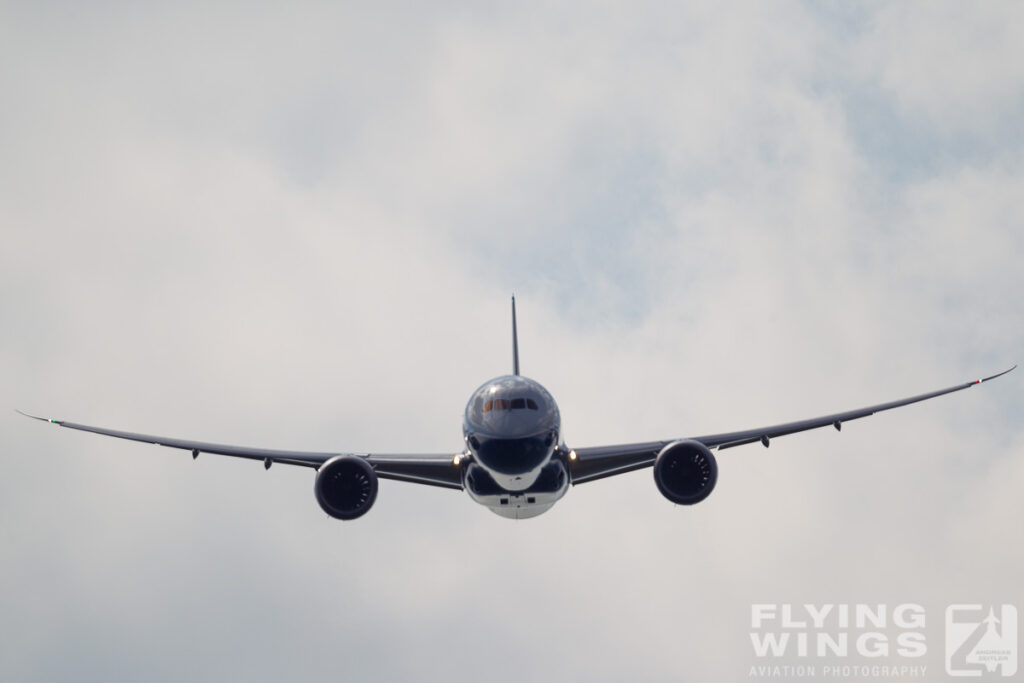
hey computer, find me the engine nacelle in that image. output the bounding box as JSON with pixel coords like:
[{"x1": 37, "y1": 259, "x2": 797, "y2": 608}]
[
  {"x1": 653, "y1": 440, "x2": 718, "y2": 505},
  {"x1": 314, "y1": 456, "x2": 378, "y2": 520}
]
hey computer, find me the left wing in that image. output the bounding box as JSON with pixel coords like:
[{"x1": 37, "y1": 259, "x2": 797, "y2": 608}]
[
  {"x1": 569, "y1": 366, "x2": 1015, "y2": 485},
  {"x1": 17, "y1": 411, "x2": 464, "y2": 490}
]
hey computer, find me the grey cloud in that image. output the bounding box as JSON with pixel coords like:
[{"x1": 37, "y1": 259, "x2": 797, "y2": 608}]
[{"x1": 2, "y1": 2, "x2": 1022, "y2": 682}]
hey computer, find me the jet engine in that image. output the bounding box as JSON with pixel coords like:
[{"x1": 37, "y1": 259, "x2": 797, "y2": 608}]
[
  {"x1": 653, "y1": 440, "x2": 718, "y2": 505},
  {"x1": 314, "y1": 456, "x2": 378, "y2": 520}
]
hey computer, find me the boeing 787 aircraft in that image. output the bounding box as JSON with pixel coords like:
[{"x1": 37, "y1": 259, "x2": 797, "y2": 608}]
[{"x1": 21, "y1": 299, "x2": 1014, "y2": 520}]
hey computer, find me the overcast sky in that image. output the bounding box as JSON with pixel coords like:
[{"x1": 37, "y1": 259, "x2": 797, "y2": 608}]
[{"x1": 2, "y1": 2, "x2": 1022, "y2": 682}]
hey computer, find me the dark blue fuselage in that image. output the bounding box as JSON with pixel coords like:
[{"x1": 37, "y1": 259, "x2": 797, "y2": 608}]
[{"x1": 462, "y1": 375, "x2": 568, "y2": 518}]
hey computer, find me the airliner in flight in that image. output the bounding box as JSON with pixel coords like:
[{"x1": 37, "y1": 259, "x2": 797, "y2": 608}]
[{"x1": 21, "y1": 299, "x2": 1014, "y2": 520}]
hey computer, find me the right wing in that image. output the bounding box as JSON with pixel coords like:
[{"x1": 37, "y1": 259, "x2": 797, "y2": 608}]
[
  {"x1": 569, "y1": 365, "x2": 1015, "y2": 485},
  {"x1": 17, "y1": 411, "x2": 464, "y2": 490}
]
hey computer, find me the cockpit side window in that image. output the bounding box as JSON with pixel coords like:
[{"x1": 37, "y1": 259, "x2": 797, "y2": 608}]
[
  {"x1": 526, "y1": 398, "x2": 539, "y2": 410},
  {"x1": 482, "y1": 400, "x2": 493, "y2": 413}
]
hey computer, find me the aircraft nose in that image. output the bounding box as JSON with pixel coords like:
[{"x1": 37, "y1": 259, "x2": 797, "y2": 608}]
[{"x1": 465, "y1": 376, "x2": 560, "y2": 439}]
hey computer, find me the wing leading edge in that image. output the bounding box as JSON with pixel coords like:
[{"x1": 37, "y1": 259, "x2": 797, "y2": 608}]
[
  {"x1": 17, "y1": 411, "x2": 464, "y2": 490},
  {"x1": 20, "y1": 366, "x2": 1015, "y2": 492},
  {"x1": 569, "y1": 366, "x2": 1015, "y2": 485}
]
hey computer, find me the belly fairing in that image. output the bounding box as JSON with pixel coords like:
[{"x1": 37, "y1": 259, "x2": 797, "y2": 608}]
[{"x1": 463, "y1": 458, "x2": 569, "y2": 519}]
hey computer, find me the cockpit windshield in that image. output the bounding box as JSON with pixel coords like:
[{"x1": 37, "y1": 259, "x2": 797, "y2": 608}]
[{"x1": 482, "y1": 397, "x2": 539, "y2": 413}]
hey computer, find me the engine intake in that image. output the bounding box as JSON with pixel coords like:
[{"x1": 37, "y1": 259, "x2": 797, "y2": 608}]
[
  {"x1": 315, "y1": 456, "x2": 378, "y2": 520},
  {"x1": 653, "y1": 440, "x2": 718, "y2": 505}
]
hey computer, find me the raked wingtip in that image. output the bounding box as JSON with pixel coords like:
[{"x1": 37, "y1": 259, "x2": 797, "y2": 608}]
[
  {"x1": 978, "y1": 365, "x2": 1016, "y2": 384},
  {"x1": 16, "y1": 409, "x2": 58, "y2": 424}
]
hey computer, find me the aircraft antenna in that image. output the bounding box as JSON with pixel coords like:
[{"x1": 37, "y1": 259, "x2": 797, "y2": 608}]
[{"x1": 511, "y1": 295, "x2": 520, "y2": 375}]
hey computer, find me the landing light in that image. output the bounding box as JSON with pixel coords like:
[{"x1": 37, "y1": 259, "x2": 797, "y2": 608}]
[
  {"x1": 453, "y1": 455, "x2": 461, "y2": 466},
  {"x1": 569, "y1": 450, "x2": 577, "y2": 461}
]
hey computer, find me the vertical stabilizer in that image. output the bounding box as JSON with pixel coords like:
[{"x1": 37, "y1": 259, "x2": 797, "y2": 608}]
[{"x1": 511, "y1": 296, "x2": 520, "y2": 375}]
